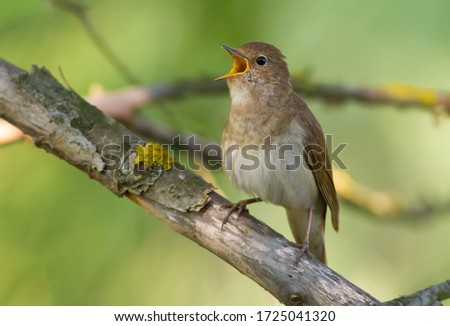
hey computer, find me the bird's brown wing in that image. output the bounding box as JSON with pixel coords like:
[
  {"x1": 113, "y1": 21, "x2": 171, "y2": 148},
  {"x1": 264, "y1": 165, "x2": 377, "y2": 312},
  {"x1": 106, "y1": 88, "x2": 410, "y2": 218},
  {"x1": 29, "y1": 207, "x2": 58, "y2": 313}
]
[
  {"x1": 297, "y1": 98, "x2": 339, "y2": 232},
  {"x1": 303, "y1": 141, "x2": 339, "y2": 231}
]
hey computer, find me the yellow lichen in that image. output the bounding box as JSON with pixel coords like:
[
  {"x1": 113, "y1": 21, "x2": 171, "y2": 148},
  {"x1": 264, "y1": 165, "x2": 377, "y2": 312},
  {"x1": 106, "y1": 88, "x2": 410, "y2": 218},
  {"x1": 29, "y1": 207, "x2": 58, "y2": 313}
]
[
  {"x1": 383, "y1": 84, "x2": 438, "y2": 106},
  {"x1": 134, "y1": 142, "x2": 175, "y2": 170}
]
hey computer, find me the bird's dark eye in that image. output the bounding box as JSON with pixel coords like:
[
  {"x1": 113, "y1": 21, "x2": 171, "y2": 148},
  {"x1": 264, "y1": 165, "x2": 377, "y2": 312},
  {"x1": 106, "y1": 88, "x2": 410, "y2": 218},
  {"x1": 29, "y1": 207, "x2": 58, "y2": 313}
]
[{"x1": 256, "y1": 56, "x2": 267, "y2": 66}]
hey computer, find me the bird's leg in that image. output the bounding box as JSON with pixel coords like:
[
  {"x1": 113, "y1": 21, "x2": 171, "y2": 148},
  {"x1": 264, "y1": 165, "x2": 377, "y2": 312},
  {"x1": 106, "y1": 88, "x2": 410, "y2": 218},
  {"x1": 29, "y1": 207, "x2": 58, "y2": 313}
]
[
  {"x1": 301, "y1": 206, "x2": 314, "y2": 250},
  {"x1": 294, "y1": 207, "x2": 314, "y2": 264},
  {"x1": 220, "y1": 197, "x2": 262, "y2": 229}
]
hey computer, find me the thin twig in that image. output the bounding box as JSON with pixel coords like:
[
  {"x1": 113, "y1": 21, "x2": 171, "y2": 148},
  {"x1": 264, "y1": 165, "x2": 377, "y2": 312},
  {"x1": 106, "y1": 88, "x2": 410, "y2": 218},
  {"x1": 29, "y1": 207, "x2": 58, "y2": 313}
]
[
  {"x1": 50, "y1": 0, "x2": 141, "y2": 85},
  {"x1": 58, "y1": 66, "x2": 75, "y2": 92},
  {"x1": 294, "y1": 76, "x2": 450, "y2": 114},
  {"x1": 385, "y1": 279, "x2": 450, "y2": 306},
  {"x1": 142, "y1": 76, "x2": 450, "y2": 114}
]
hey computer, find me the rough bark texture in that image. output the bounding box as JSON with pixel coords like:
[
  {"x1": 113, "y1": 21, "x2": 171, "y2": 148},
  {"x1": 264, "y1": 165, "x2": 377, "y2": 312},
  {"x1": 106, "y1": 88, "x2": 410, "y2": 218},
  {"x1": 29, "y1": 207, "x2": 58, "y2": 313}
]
[
  {"x1": 385, "y1": 280, "x2": 450, "y2": 306},
  {"x1": 0, "y1": 58, "x2": 402, "y2": 306}
]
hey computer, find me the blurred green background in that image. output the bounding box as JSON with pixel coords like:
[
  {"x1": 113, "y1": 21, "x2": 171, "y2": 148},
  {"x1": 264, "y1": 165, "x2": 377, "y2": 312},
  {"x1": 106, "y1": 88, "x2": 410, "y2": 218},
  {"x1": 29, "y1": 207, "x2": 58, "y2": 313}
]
[{"x1": 1, "y1": 0, "x2": 450, "y2": 305}]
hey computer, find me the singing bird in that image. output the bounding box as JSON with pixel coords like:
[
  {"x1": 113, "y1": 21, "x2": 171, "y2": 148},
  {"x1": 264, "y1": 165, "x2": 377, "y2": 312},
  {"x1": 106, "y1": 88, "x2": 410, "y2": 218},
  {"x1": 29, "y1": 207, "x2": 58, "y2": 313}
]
[{"x1": 216, "y1": 42, "x2": 339, "y2": 264}]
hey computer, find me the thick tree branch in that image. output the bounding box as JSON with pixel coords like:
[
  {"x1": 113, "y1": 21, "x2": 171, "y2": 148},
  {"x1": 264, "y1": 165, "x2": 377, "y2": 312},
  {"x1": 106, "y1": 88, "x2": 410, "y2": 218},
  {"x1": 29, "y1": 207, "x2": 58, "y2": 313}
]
[{"x1": 1, "y1": 59, "x2": 448, "y2": 305}]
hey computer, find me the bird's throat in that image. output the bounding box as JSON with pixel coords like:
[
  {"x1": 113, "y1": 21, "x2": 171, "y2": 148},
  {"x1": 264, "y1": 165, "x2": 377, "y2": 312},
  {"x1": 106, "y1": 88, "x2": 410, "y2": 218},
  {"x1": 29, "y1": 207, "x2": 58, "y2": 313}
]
[{"x1": 228, "y1": 82, "x2": 252, "y2": 106}]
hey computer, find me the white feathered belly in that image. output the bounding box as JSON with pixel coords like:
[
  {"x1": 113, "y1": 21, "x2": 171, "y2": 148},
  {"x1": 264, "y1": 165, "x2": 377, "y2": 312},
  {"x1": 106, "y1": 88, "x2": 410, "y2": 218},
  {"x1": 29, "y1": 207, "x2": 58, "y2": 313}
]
[{"x1": 222, "y1": 136, "x2": 319, "y2": 209}]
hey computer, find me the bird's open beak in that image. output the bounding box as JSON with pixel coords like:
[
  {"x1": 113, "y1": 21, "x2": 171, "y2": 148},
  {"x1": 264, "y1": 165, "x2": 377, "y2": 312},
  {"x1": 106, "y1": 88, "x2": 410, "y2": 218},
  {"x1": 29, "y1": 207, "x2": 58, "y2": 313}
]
[{"x1": 215, "y1": 45, "x2": 250, "y2": 81}]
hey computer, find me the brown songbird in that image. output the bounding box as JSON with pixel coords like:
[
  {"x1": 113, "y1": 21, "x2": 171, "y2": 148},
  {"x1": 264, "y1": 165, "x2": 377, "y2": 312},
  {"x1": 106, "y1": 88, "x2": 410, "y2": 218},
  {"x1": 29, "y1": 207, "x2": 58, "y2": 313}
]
[{"x1": 216, "y1": 42, "x2": 339, "y2": 264}]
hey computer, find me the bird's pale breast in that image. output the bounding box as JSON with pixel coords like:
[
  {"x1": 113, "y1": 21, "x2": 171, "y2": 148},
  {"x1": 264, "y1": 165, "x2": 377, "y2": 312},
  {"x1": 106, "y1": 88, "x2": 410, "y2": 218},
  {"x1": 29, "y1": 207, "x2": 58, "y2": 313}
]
[{"x1": 222, "y1": 116, "x2": 319, "y2": 209}]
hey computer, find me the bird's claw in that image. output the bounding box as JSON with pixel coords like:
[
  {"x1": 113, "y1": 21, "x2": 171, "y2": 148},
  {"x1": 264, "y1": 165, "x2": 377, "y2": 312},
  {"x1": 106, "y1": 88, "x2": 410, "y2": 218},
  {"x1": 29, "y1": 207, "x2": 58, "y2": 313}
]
[
  {"x1": 293, "y1": 241, "x2": 311, "y2": 265},
  {"x1": 219, "y1": 198, "x2": 262, "y2": 230},
  {"x1": 220, "y1": 200, "x2": 249, "y2": 230}
]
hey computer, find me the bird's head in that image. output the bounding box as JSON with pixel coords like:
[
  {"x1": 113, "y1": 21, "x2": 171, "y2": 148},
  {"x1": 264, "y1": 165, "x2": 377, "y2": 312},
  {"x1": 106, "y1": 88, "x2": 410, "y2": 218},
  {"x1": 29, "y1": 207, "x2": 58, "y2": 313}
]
[{"x1": 216, "y1": 42, "x2": 291, "y2": 89}]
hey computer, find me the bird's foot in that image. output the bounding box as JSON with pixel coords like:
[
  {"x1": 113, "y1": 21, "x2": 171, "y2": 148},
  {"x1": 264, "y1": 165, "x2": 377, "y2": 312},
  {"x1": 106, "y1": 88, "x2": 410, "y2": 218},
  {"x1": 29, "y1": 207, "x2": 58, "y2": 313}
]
[
  {"x1": 220, "y1": 198, "x2": 262, "y2": 230},
  {"x1": 293, "y1": 241, "x2": 311, "y2": 265}
]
